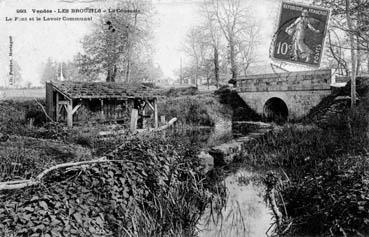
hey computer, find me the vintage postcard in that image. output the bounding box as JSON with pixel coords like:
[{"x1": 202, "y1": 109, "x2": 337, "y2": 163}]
[{"x1": 0, "y1": 0, "x2": 368, "y2": 236}]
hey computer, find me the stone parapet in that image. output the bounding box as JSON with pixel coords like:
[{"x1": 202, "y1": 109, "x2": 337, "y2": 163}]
[{"x1": 237, "y1": 69, "x2": 331, "y2": 92}]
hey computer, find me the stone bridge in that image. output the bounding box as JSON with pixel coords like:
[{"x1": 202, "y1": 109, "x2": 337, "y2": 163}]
[{"x1": 235, "y1": 69, "x2": 332, "y2": 119}]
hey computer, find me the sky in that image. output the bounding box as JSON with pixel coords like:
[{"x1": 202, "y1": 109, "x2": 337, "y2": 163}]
[{"x1": 0, "y1": 0, "x2": 313, "y2": 87}]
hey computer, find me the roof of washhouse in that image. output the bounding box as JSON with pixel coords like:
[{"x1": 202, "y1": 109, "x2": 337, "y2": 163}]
[{"x1": 50, "y1": 81, "x2": 161, "y2": 100}]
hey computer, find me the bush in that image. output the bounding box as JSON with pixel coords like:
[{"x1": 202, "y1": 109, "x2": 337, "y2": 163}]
[
  {"x1": 158, "y1": 96, "x2": 230, "y2": 127},
  {"x1": 239, "y1": 105, "x2": 369, "y2": 235},
  {"x1": 164, "y1": 86, "x2": 198, "y2": 97},
  {"x1": 281, "y1": 154, "x2": 369, "y2": 235},
  {"x1": 0, "y1": 133, "x2": 225, "y2": 236},
  {"x1": 0, "y1": 135, "x2": 92, "y2": 182},
  {"x1": 0, "y1": 100, "x2": 47, "y2": 135}
]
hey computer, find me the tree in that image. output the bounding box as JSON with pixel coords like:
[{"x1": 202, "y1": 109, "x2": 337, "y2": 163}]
[
  {"x1": 183, "y1": 24, "x2": 227, "y2": 87},
  {"x1": 235, "y1": 24, "x2": 259, "y2": 77},
  {"x1": 200, "y1": 2, "x2": 226, "y2": 87},
  {"x1": 76, "y1": 0, "x2": 154, "y2": 83},
  {"x1": 126, "y1": 46, "x2": 162, "y2": 83},
  {"x1": 183, "y1": 26, "x2": 207, "y2": 87},
  {"x1": 182, "y1": 0, "x2": 258, "y2": 87},
  {"x1": 201, "y1": 0, "x2": 259, "y2": 82},
  {"x1": 40, "y1": 58, "x2": 58, "y2": 85},
  {"x1": 211, "y1": 0, "x2": 252, "y2": 81},
  {"x1": 11, "y1": 60, "x2": 23, "y2": 87},
  {"x1": 325, "y1": 30, "x2": 349, "y2": 76},
  {"x1": 345, "y1": 0, "x2": 357, "y2": 107},
  {"x1": 26, "y1": 81, "x2": 32, "y2": 88},
  {"x1": 313, "y1": 0, "x2": 369, "y2": 107},
  {"x1": 40, "y1": 58, "x2": 87, "y2": 83},
  {"x1": 63, "y1": 60, "x2": 92, "y2": 81}
]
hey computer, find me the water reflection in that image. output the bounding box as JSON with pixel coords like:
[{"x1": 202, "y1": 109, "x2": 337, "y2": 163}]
[
  {"x1": 198, "y1": 169, "x2": 273, "y2": 237},
  {"x1": 165, "y1": 126, "x2": 234, "y2": 148},
  {"x1": 165, "y1": 124, "x2": 273, "y2": 236}
]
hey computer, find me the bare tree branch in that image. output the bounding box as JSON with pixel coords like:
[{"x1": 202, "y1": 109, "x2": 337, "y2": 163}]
[
  {"x1": 0, "y1": 157, "x2": 112, "y2": 191},
  {"x1": 34, "y1": 98, "x2": 54, "y2": 122}
]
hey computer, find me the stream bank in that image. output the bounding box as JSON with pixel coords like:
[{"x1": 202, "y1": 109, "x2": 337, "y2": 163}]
[
  {"x1": 233, "y1": 113, "x2": 369, "y2": 236},
  {"x1": 188, "y1": 120, "x2": 278, "y2": 237}
]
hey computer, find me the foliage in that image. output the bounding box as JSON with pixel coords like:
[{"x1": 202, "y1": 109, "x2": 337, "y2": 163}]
[
  {"x1": 76, "y1": 1, "x2": 155, "y2": 83},
  {"x1": 158, "y1": 96, "x2": 213, "y2": 126},
  {"x1": 182, "y1": 26, "x2": 227, "y2": 87},
  {"x1": 10, "y1": 60, "x2": 23, "y2": 87},
  {"x1": 0, "y1": 100, "x2": 92, "y2": 147},
  {"x1": 0, "y1": 100, "x2": 47, "y2": 134},
  {"x1": 238, "y1": 104, "x2": 369, "y2": 235},
  {"x1": 158, "y1": 95, "x2": 232, "y2": 127},
  {"x1": 164, "y1": 86, "x2": 198, "y2": 97},
  {"x1": 182, "y1": 0, "x2": 260, "y2": 86},
  {"x1": 203, "y1": 0, "x2": 260, "y2": 80},
  {"x1": 40, "y1": 57, "x2": 94, "y2": 84},
  {"x1": 40, "y1": 58, "x2": 59, "y2": 84},
  {"x1": 0, "y1": 133, "x2": 222, "y2": 237},
  {"x1": 303, "y1": 77, "x2": 369, "y2": 127},
  {"x1": 0, "y1": 136, "x2": 92, "y2": 182},
  {"x1": 313, "y1": 0, "x2": 369, "y2": 75}
]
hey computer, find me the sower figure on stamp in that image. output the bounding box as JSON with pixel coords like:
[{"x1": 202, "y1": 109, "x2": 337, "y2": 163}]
[{"x1": 285, "y1": 9, "x2": 321, "y2": 63}]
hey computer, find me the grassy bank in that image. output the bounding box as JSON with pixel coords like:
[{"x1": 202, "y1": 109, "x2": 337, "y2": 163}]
[
  {"x1": 158, "y1": 94, "x2": 232, "y2": 127},
  {"x1": 0, "y1": 99, "x2": 131, "y2": 157},
  {"x1": 0, "y1": 99, "x2": 227, "y2": 236},
  {"x1": 236, "y1": 100, "x2": 369, "y2": 235},
  {"x1": 0, "y1": 133, "x2": 226, "y2": 237}
]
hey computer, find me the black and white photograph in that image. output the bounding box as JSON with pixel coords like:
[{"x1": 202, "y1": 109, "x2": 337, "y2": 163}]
[{"x1": 0, "y1": 0, "x2": 368, "y2": 236}]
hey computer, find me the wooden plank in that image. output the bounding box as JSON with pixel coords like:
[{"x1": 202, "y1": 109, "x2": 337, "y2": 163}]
[
  {"x1": 66, "y1": 100, "x2": 73, "y2": 127},
  {"x1": 45, "y1": 83, "x2": 54, "y2": 119},
  {"x1": 58, "y1": 101, "x2": 69, "y2": 105},
  {"x1": 145, "y1": 99, "x2": 155, "y2": 111},
  {"x1": 154, "y1": 99, "x2": 158, "y2": 129},
  {"x1": 55, "y1": 93, "x2": 59, "y2": 122},
  {"x1": 58, "y1": 104, "x2": 64, "y2": 116},
  {"x1": 160, "y1": 115, "x2": 166, "y2": 124},
  {"x1": 100, "y1": 99, "x2": 105, "y2": 121},
  {"x1": 72, "y1": 103, "x2": 81, "y2": 115},
  {"x1": 130, "y1": 108, "x2": 138, "y2": 132},
  {"x1": 142, "y1": 106, "x2": 146, "y2": 129},
  {"x1": 51, "y1": 85, "x2": 72, "y2": 100}
]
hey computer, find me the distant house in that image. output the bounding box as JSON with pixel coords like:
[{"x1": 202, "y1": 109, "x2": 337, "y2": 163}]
[{"x1": 45, "y1": 81, "x2": 159, "y2": 130}]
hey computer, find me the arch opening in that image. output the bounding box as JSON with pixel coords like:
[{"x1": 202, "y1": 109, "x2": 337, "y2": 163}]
[{"x1": 263, "y1": 97, "x2": 288, "y2": 121}]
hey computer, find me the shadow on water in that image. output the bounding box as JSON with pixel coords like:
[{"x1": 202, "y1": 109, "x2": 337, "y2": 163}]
[{"x1": 198, "y1": 169, "x2": 273, "y2": 237}]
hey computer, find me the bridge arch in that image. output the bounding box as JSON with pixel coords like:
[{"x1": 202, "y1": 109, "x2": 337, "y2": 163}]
[{"x1": 263, "y1": 97, "x2": 289, "y2": 120}]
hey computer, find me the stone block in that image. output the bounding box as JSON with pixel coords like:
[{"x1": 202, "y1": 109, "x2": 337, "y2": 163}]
[
  {"x1": 198, "y1": 150, "x2": 214, "y2": 174},
  {"x1": 233, "y1": 121, "x2": 272, "y2": 133},
  {"x1": 209, "y1": 141, "x2": 243, "y2": 165}
]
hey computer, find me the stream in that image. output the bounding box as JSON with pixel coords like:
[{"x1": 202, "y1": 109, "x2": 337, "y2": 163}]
[
  {"x1": 198, "y1": 169, "x2": 273, "y2": 237},
  {"x1": 168, "y1": 124, "x2": 274, "y2": 236}
]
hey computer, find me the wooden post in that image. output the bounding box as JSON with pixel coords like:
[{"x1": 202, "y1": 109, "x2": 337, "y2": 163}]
[
  {"x1": 142, "y1": 105, "x2": 146, "y2": 129},
  {"x1": 160, "y1": 115, "x2": 166, "y2": 125},
  {"x1": 72, "y1": 103, "x2": 81, "y2": 115},
  {"x1": 346, "y1": 0, "x2": 357, "y2": 108},
  {"x1": 130, "y1": 108, "x2": 138, "y2": 132},
  {"x1": 100, "y1": 99, "x2": 105, "y2": 121},
  {"x1": 55, "y1": 93, "x2": 59, "y2": 122},
  {"x1": 66, "y1": 100, "x2": 73, "y2": 127},
  {"x1": 29, "y1": 118, "x2": 34, "y2": 128},
  {"x1": 154, "y1": 98, "x2": 158, "y2": 129}
]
